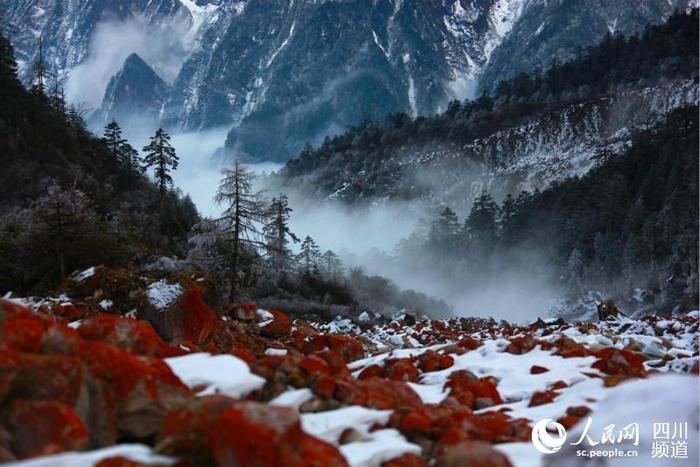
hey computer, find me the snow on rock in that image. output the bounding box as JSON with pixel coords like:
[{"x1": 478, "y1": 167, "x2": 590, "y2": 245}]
[
  {"x1": 145, "y1": 280, "x2": 183, "y2": 311},
  {"x1": 256, "y1": 308, "x2": 274, "y2": 326},
  {"x1": 98, "y1": 299, "x2": 113, "y2": 310},
  {"x1": 73, "y1": 267, "x2": 95, "y2": 283},
  {"x1": 3, "y1": 444, "x2": 175, "y2": 466},
  {"x1": 165, "y1": 353, "x2": 265, "y2": 398},
  {"x1": 270, "y1": 388, "x2": 314, "y2": 409},
  {"x1": 340, "y1": 429, "x2": 422, "y2": 467},
  {"x1": 301, "y1": 406, "x2": 392, "y2": 444}
]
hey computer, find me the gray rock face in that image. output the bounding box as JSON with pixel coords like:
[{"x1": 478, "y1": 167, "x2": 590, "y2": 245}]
[
  {"x1": 6, "y1": 0, "x2": 692, "y2": 161},
  {"x1": 95, "y1": 53, "x2": 170, "y2": 132}
]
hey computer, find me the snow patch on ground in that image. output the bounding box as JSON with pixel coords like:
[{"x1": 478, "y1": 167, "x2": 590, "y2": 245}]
[
  {"x1": 165, "y1": 353, "x2": 266, "y2": 398},
  {"x1": 3, "y1": 444, "x2": 175, "y2": 466}
]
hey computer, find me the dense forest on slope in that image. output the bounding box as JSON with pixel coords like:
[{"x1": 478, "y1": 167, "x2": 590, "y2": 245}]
[
  {"x1": 0, "y1": 34, "x2": 199, "y2": 293},
  {"x1": 281, "y1": 9, "x2": 698, "y2": 190},
  {"x1": 275, "y1": 10, "x2": 699, "y2": 315},
  {"x1": 397, "y1": 106, "x2": 698, "y2": 315}
]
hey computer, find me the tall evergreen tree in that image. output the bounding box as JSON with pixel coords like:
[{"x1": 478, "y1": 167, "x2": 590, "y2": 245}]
[
  {"x1": 102, "y1": 120, "x2": 126, "y2": 161},
  {"x1": 215, "y1": 159, "x2": 267, "y2": 302},
  {"x1": 142, "y1": 128, "x2": 179, "y2": 195},
  {"x1": 321, "y1": 249, "x2": 343, "y2": 277},
  {"x1": 0, "y1": 33, "x2": 18, "y2": 84},
  {"x1": 297, "y1": 236, "x2": 321, "y2": 275},
  {"x1": 465, "y1": 191, "x2": 500, "y2": 249},
  {"x1": 263, "y1": 194, "x2": 298, "y2": 273}
]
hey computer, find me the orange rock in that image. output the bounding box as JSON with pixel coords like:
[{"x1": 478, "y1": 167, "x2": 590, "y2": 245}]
[
  {"x1": 528, "y1": 390, "x2": 558, "y2": 407},
  {"x1": 592, "y1": 348, "x2": 646, "y2": 379},
  {"x1": 444, "y1": 371, "x2": 503, "y2": 409},
  {"x1": 78, "y1": 314, "x2": 168, "y2": 357},
  {"x1": 300, "y1": 355, "x2": 332, "y2": 376},
  {"x1": 436, "y1": 440, "x2": 512, "y2": 467},
  {"x1": 95, "y1": 458, "x2": 150, "y2": 467},
  {"x1": 259, "y1": 309, "x2": 292, "y2": 338},
  {"x1": 358, "y1": 364, "x2": 386, "y2": 380},
  {"x1": 162, "y1": 398, "x2": 347, "y2": 467},
  {"x1": 530, "y1": 365, "x2": 549, "y2": 374},
  {"x1": 3, "y1": 400, "x2": 89, "y2": 459},
  {"x1": 386, "y1": 358, "x2": 419, "y2": 382},
  {"x1": 505, "y1": 335, "x2": 549, "y2": 355},
  {"x1": 382, "y1": 453, "x2": 428, "y2": 467},
  {"x1": 313, "y1": 374, "x2": 336, "y2": 399},
  {"x1": 456, "y1": 336, "x2": 482, "y2": 350},
  {"x1": 326, "y1": 335, "x2": 365, "y2": 362},
  {"x1": 358, "y1": 378, "x2": 422, "y2": 411},
  {"x1": 399, "y1": 412, "x2": 432, "y2": 435}
]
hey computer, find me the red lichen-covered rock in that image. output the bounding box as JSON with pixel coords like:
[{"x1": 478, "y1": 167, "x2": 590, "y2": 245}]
[
  {"x1": 382, "y1": 453, "x2": 428, "y2": 467},
  {"x1": 358, "y1": 364, "x2": 386, "y2": 380},
  {"x1": 231, "y1": 303, "x2": 258, "y2": 321},
  {"x1": 505, "y1": 335, "x2": 549, "y2": 355},
  {"x1": 386, "y1": 358, "x2": 419, "y2": 382},
  {"x1": 78, "y1": 314, "x2": 168, "y2": 357},
  {"x1": 528, "y1": 390, "x2": 558, "y2": 407},
  {"x1": 303, "y1": 334, "x2": 363, "y2": 361},
  {"x1": 0, "y1": 305, "x2": 81, "y2": 355},
  {"x1": 398, "y1": 412, "x2": 432, "y2": 435},
  {"x1": 444, "y1": 371, "x2": 503, "y2": 409},
  {"x1": 3, "y1": 400, "x2": 89, "y2": 459},
  {"x1": 95, "y1": 457, "x2": 150, "y2": 467},
  {"x1": 530, "y1": 365, "x2": 549, "y2": 374},
  {"x1": 436, "y1": 441, "x2": 512, "y2": 467},
  {"x1": 456, "y1": 336, "x2": 482, "y2": 351},
  {"x1": 159, "y1": 397, "x2": 347, "y2": 466},
  {"x1": 553, "y1": 337, "x2": 589, "y2": 358},
  {"x1": 259, "y1": 309, "x2": 292, "y2": 338},
  {"x1": 592, "y1": 348, "x2": 646, "y2": 380},
  {"x1": 138, "y1": 280, "x2": 218, "y2": 345},
  {"x1": 550, "y1": 380, "x2": 568, "y2": 390},
  {"x1": 417, "y1": 350, "x2": 454, "y2": 373},
  {"x1": 313, "y1": 374, "x2": 337, "y2": 399},
  {"x1": 314, "y1": 350, "x2": 352, "y2": 380},
  {"x1": 300, "y1": 355, "x2": 332, "y2": 376},
  {"x1": 80, "y1": 340, "x2": 190, "y2": 439},
  {"x1": 337, "y1": 378, "x2": 422, "y2": 411},
  {"x1": 326, "y1": 335, "x2": 365, "y2": 363}
]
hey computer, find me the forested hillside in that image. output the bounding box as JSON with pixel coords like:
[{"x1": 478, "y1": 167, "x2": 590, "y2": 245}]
[
  {"x1": 279, "y1": 9, "x2": 698, "y2": 205},
  {"x1": 275, "y1": 10, "x2": 699, "y2": 315},
  {"x1": 396, "y1": 106, "x2": 698, "y2": 315},
  {"x1": 0, "y1": 34, "x2": 199, "y2": 293}
]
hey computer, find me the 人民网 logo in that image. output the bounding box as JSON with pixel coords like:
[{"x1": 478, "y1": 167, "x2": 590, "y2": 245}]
[{"x1": 532, "y1": 419, "x2": 567, "y2": 454}]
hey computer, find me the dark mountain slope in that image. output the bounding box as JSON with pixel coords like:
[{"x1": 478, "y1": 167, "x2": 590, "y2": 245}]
[{"x1": 0, "y1": 34, "x2": 198, "y2": 293}]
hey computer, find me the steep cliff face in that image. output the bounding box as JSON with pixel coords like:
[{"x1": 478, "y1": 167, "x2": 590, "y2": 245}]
[
  {"x1": 275, "y1": 79, "x2": 699, "y2": 212},
  {"x1": 6, "y1": 0, "x2": 692, "y2": 161},
  {"x1": 96, "y1": 53, "x2": 170, "y2": 131}
]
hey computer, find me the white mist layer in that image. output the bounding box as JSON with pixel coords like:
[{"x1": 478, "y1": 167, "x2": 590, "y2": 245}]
[{"x1": 66, "y1": 17, "x2": 190, "y2": 108}]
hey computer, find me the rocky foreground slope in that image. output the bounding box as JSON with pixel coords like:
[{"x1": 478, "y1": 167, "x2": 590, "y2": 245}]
[{"x1": 1, "y1": 266, "x2": 698, "y2": 466}]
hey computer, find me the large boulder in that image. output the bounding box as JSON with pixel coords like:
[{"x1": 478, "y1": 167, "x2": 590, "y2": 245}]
[
  {"x1": 157, "y1": 396, "x2": 347, "y2": 466},
  {"x1": 2, "y1": 400, "x2": 89, "y2": 458},
  {"x1": 138, "y1": 278, "x2": 218, "y2": 345}
]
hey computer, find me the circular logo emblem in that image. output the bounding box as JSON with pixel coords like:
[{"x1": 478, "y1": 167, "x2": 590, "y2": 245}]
[{"x1": 532, "y1": 419, "x2": 567, "y2": 454}]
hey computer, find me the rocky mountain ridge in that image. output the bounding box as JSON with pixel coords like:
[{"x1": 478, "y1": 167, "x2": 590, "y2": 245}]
[{"x1": 6, "y1": 0, "x2": 692, "y2": 161}]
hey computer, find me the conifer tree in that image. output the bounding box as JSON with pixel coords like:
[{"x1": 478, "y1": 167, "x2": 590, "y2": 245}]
[
  {"x1": 142, "y1": 128, "x2": 179, "y2": 195},
  {"x1": 321, "y1": 249, "x2": 343, "y2": 277},
  {"x1": 297, "y1": 236, "x2": 321, "y2": 275},
  {"x1": 465, "y1": 191, "x2": 500, "y2": 249},
  {"x1": 215, "y1": 159, "x2": 267, "y2": 302},
  {"x1": 102, "y1": 120, "x2": 126, "y2": 161},
  {"x1": 263, "y1": 194, "x2": 298, "y2": 272}
]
